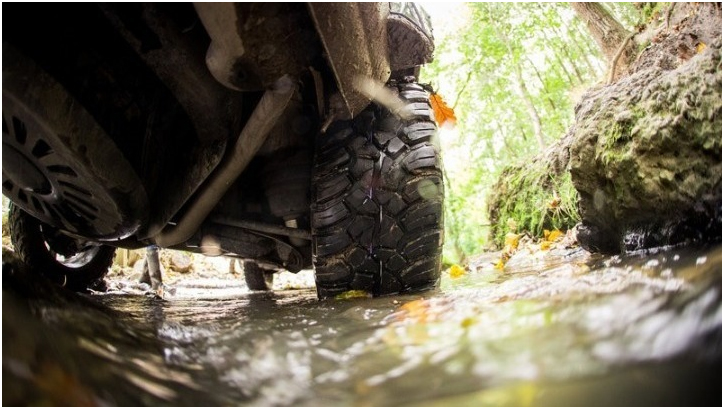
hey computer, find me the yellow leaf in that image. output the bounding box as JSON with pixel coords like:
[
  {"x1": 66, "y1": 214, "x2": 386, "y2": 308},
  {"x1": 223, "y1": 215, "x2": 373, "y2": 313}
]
[
  {"x1": 494, "y1": 259, "x2": 506, "y2": 270},
  {"x1": 504, "y1": 233, "x2": 520, "y2": 250},
  {"x1": 461, "y1": 317, "x2": 476, "y2": 328},
  {"x1": 548, "y1": 229, "x2": 563, "y2": 242},
  {"x1": 429, "y1": 93, "x2": 457, "y2": 128},
  {"x1": 540, "y1": 240, "x2": 553, "y2": 250},
  {"x1": 449, "y1": 264, "x2": 466, "y2": 279},
  {"x1": 696, "y1": 42, "x2": 707, "y2": 53},
  {"x1": 335, "y1": 290, "x2": 372, "y2": 300}
]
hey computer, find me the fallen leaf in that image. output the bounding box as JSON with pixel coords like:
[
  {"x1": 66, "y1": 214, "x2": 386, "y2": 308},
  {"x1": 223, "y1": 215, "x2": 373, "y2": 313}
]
[
  {"x1": 449, "y1": 264, "x2": 466, "y2": 279},
  {"x1": 397, "y1": 299, "x2": 439, "y2": 323},
  {"x1": 544, "y1": 229, "x2": 564, "y2": 242},
  {"x1": 504, "y1": 233, "x2": 520, "y2": 250},
  {"x1": 461, "y1": 317, "x2": 476, "y2": 328},
  {"x1": 429, "y1": 93, "x2": 457, "y2": 128},
  {"x1": 540, "y1": 241, "x2": 553, "y2": 251},
  {"x1": 335, "y1": 290, "x2": 372, "y2": 300},
  {"x1": 696, "y1": 42, "x2": 707, "y2": 53}
]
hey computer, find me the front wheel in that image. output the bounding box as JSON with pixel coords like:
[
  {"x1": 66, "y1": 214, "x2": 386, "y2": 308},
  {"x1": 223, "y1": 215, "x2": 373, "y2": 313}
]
[
  {"x1": 311, "y1": 80, "x2": 444, "y2": 299},
  {"x1": 243, "y1": 261, "x2": 275, "y2": 291},
  {"x1": 8, "y1": 203, "x2": 115, "y2": 291}
]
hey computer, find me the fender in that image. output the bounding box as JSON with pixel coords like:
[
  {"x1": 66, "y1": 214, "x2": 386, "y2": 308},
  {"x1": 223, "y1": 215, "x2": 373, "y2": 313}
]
[
  {"x1": 308, "y1": 3, "x2": 435, "y2": 120},
  {"x1": 307, "y1": 3, "x2": 391, "y2": 120}
]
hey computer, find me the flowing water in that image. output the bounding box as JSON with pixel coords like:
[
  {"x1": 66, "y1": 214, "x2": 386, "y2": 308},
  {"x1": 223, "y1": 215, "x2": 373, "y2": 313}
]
[{"x1": 2, "y1": 243, "x2": 721, "y2": 406}]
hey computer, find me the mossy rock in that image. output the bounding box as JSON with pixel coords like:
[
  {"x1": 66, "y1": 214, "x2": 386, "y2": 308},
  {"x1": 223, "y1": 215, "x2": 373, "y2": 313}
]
[{"x1": 569, "y1": 43, "x2": 722, "y2": 253}]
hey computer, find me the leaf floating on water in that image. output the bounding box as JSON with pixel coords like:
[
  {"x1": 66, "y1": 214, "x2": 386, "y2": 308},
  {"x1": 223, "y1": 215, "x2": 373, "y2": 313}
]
[
  {"x1": 429, "y1": 93, "x2": 457, "y2": 128},
  {"x1": 335, "y1": 290, "x2": 372, "y2": 300},
  {"x1": 461, "y1": 316, "x2": 476, "y2": 328},
  {"x1": 449, "y1": 264, "x2": 466, "y2": 279},
  {"x1": 400, "y1": 299, "x2": 427, "y2": 314},
  {"x1": 397, "y1": 299, "x2": 440, "y2": 324}
]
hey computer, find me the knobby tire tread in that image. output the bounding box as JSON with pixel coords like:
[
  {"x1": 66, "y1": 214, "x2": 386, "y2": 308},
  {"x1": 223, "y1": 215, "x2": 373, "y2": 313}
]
[{"x1": 311, "y1": 81, "x2": 443, "y2": 298}]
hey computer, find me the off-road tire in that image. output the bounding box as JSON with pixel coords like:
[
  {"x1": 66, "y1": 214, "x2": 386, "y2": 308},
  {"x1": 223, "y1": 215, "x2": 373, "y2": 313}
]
[
  {"x1": 311, "y1": 80, "x2": 443, "y2": 299},
  {"x1": 8, "y1": 203, "x2": 115, "y2": 291},
  {"x1": 243, "y1": 261, "x2": 275, "y2": 291}
]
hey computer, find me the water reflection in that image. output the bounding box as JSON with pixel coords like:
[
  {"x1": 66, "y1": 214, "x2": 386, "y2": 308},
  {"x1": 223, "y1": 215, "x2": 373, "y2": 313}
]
[{"x1": 2, "y1": 244, "x2": 721, "y2": 405}]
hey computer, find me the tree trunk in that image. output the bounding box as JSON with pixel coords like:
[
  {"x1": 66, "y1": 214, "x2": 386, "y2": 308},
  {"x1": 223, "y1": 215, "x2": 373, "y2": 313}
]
[
  {"x1": 523, "y1": 54, "x2": 557, "y2": 111},
  {"x1": 544, "y1": 14, "x2": 591, "y2": 83},
  {"x1": 511, "y1": 60, "x2": 546, "y2": 150},
  {"x1": 570, "y1": 2, "x2": 636, "y2": 81},
  {"x1": 538, "y1": 27, "x2": 577, "y2": 84}
]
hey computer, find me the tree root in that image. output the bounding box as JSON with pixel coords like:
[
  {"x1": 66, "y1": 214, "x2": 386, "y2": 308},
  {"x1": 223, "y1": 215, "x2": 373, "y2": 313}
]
[{"x1": 608, "y1": 32, "x2": 637, "y2": 84}]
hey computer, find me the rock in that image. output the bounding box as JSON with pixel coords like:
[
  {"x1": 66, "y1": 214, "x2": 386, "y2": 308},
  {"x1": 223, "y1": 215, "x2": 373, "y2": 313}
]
[
  {"x1": 487, "y1": 3, "x2": 721, "y2": 254},
  {"x1": 569, "y1": 43, "x2": 722, "y2": 253},
  {"x1": 169, "y1": 252, "x2": 193, "y2": 274}
]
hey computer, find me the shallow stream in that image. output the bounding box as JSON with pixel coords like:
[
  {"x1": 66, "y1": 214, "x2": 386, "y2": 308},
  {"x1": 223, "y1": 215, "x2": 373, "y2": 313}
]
[{"x1": 2, "y1": 243, "x2": 721, "y2": 405}]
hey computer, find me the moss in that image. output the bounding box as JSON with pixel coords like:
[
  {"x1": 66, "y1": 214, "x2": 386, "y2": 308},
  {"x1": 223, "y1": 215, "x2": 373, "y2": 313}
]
[
  {"x1": 637, "y1": 39, "x2": 652, "y2": 54},
  {"x1": 487, "y1": 160, "x2": 580, "y2": 248},
  {"x1": 639, "y1": 2, "x2": 669, "y2": 25}
]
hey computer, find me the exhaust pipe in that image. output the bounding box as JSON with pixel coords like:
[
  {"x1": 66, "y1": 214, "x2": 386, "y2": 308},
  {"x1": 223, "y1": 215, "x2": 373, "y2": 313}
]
[{"x1": 154, "y1": 76, "x2": 295, "y2": 248}]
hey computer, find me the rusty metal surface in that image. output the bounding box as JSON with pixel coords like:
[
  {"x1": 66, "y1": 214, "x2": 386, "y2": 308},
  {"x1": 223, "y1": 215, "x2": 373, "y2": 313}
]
[{"x1": 308, "y1": 3, "x2": 392, "y2": 119}]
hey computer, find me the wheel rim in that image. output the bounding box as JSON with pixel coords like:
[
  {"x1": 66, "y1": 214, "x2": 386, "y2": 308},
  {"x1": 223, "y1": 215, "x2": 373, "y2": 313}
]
[
  {"x1": 2, "y1": 45, "x2": 148, "y2": 240},
  {"x1": 48, "y1": 244, "x2": 102, "y2": 269}
]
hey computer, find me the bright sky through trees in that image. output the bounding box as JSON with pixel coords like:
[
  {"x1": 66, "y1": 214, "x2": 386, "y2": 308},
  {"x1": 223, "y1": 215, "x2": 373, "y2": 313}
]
[{"x1": 418, "y1": 2, "x2": 613, "y2": 262}]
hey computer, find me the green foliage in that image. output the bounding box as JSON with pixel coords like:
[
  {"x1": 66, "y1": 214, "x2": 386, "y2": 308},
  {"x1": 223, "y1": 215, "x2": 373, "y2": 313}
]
[
  {"x1": 487, "y1": 161, "x2": 580, "y2": 247},
  {"x1": 638, "y1": 2, "x2": 669, "y2": 25},
  {"x1": 421, "y1": 3, "x2": 610, "y2": 260},
  {"x1": 606, "y1": 3, "x2": 642, "y2": 28}
]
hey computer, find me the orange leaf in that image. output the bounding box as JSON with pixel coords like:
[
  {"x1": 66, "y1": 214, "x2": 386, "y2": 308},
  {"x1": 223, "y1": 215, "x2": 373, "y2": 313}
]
[
  {"x1": 398, "y1": 299, "x2": 438, "y2": 323},
  {"x1": 429, "y1": 93, "x2": 457, "y2": 127}
]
